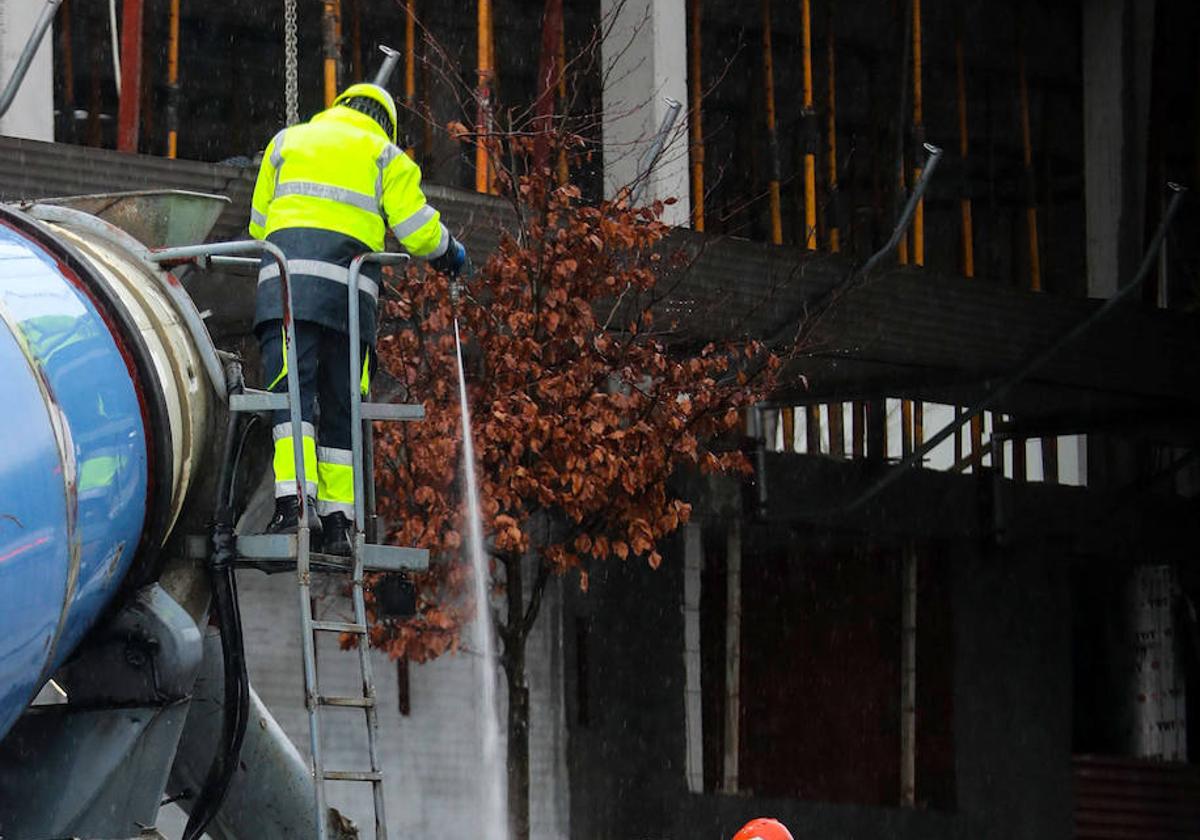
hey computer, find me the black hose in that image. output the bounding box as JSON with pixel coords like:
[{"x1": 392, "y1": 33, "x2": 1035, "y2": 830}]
[{"x1": 183, "y1": 362, "x2": 252, "y2": 840}]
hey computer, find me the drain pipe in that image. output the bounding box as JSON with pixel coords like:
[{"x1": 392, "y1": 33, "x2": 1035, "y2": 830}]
[{"x1": 0, "y1": 0, "x2": 64, "y2": 119}]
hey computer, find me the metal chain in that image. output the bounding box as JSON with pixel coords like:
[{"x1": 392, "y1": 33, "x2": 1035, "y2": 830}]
[{"x1": 284, "y1": 0, "x2": 299, "y2": 125}]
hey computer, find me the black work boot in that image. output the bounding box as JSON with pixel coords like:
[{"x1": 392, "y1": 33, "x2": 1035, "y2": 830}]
[
  {"x1": 319, "y1": 512, "x2": 354, "y2": 556},
  {"x1": 267, "y1": 496, "x2": 322, "y2": 535}
]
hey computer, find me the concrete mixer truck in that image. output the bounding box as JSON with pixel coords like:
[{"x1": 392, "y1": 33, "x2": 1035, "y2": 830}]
[{"x1": 0, "y1": 190, "x2": 424, "y2": 839}]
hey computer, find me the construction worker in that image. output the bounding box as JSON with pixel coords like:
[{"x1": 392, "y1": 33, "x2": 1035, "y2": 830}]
[
  {"x1": 248, "y1": 82, "x2": 468, "y2": 554},
  {"x1": 731, "y1": 818, "x2": 795, "y2": 840}
]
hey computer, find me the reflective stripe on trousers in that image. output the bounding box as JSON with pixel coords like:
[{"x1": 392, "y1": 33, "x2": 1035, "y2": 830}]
[
  {"x1": 317, "y1": 446, "x2": 355, "y2": 517},
  {"x1": 272, "y1": 421, "x2": 318, "y2": 498}
]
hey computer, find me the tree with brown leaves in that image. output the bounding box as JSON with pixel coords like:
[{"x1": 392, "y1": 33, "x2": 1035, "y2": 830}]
[{"x1": 360, "y1": 10, "x2": 780, "y2": 839}]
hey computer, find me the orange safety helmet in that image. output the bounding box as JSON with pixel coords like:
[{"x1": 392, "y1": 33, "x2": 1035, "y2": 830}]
[{"x1": 732, "y1": 818, "x2": 795, "y2": 840}]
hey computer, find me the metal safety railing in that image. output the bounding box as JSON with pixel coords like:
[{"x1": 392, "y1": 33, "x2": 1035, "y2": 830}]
[{"x1": 150, "y1": 241, "x2": 428, "y2": 838}]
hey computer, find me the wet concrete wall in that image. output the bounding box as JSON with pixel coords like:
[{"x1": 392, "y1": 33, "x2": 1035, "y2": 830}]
[{"x1": 564, "y1": 523, "x2": 1073, "y2": 840}]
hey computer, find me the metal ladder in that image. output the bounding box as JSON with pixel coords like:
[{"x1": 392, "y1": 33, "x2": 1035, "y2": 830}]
[{"x1": 151, "y1": 242, "x2": 425, "y2": 839}]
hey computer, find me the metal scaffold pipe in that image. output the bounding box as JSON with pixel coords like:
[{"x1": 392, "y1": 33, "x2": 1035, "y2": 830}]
[
  {"x1": 167, "y1": 0, "x2": 180, "y2": 158},
  {"x1": 405, "y1": 0, "x2": 417, "y2": 158},
  {"x1": 1017, "y1": 39, "x2": 1041, "y2": 292},
  {"x1": 905, "y1": 0, "x2": 925, "y2": 455},
  {"x1": 825, "y1": 3, "x2": 840, "y2": 253},
  {"x1": 893, "y1": 1, "x2": 912, "y2": 266},
  {"x1": 955, "y1": 13, "x2": 975, "y2": 279},
  {"x1": 800, "y1": 0, "x2": 816, "y2": 250},
  {"x1": 954, "y1": 6, "x2": 984, "y2": 465},
  {"x1": 116, "y1": 0, "x2": 144, "y2": 152},
  {"x1": 323, "y1": 0, "x2": 342, "y2": 107},
  {"x1": 761, "y1": 0, "x2": 783, "y2": 245},
  {"x1": 476, "y1": 0, "x2": 495, "y2": 194},
  {"x1": 59, "y1": 0, "x2": 75, "y2": 141},
  {"x1": 556, "y1": 14, "x2": 569, "y2": 185},
  {"x1": 534, "y1": 0, "x2": 564, "y2": 176},
  {"x1": 349, "y1": 0, "x2": 363, "y2": 80},
  {"x1": 910, "y1": 0, "x2": 925, "y2": 266},
  {"x1": 826, "y1": 5, "x2": 845, "y2": 452}
]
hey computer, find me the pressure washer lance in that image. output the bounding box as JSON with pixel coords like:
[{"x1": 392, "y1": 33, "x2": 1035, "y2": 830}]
[{"x1": 450, "y1": 278, "x2": 465, "y2": 308}]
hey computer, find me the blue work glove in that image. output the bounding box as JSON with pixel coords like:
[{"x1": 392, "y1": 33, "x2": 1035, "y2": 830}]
[{"x1": 431, "y1": 236, "x2": 469, "y2": 278}]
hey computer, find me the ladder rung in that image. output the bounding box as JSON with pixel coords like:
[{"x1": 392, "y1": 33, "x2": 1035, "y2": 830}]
[
  {"x1": 311, "y1": 620, "x2": 368, "y2": 634},
  {"x1": 230, "y1": 389, "x2": 288, "y2": 413},
  {"x1": 318, "y1": 695, "x2": 375, "y2": 708},
  {"x1": 237, "y1": 533, "x2": 297, "y2": 559},
  {"x1": 361, "y1": 402, "x2": 425, "y2": 421},
  {"x1": 323, "y1": 770, "x2": 382, "y2": 783},
  {"x1": 235, "y1": 535, "x2": 428, "y2": 572},
  {"x1": 362, "y1": 543, "x2": 429, "y2": 573}
]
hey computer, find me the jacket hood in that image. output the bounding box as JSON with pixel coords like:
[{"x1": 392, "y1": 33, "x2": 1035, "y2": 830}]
[{"x1": 331, "y1": 83, "x2": 399, "y2": 143}]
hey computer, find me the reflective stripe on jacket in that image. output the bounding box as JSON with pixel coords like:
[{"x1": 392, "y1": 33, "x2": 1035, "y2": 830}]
[
  {"x1": 248, "y1": 105, "x2": 449, "y2": 259},
  {"x1": 253, "y1": 228, "x2": 384, "y2": 344}
]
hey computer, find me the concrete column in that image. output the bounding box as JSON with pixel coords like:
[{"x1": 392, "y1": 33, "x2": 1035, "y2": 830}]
[
  {"x1": 1082, "y1": 0, "x2": 1155, "y2": 493},
  {"x1": 1082, "y1": 0, "x2": 1156, "y2": 298},
  {"x1": 0, "y1": 0, "x2": 55, "y2": 141},
  {"x1": 600, "y1": 0, "x2": 690, "y2": 226},
  {"x1": 1128, "y1": 566, "x2": 1187, "y2": 761}
]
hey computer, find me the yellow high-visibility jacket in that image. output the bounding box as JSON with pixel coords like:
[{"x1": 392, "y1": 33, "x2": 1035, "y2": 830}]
[{"x1": 248, "y1": 84, "x2": 448, "y2": 343}]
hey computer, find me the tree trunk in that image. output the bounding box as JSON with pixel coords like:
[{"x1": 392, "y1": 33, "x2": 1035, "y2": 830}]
[
  {"x1": 506, "y1": 655, "x2": 531, "y2": 840},
  {"x1": 501, "y1": 549, "x2": 553, "y2": 840},
  {"x1": 502, "y1": 551, "x2": 532, "y2": 840}
]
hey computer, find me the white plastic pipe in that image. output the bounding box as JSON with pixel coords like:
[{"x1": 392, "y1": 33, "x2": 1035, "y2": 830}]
[{"x1": 109, "y1": 0, "x2": 121, "y2": 97}]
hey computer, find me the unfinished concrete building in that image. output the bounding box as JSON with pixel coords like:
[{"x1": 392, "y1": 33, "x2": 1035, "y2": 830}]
[{"x1": 1, "y1": 0, "x2": 1198, "y2": 837}]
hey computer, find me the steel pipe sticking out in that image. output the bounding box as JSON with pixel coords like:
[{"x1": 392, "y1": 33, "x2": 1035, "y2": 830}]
[
  {"x1": 373, "y1": 43, "x2": 402, "y2": 89},
  {"x1": 862, "y1": 143, "x2": 944, "y2": 280},
  {"x1": 0, "y1": 0, "x2": 65, "y2": 119},
  {"x1": 631, "y1": 98, "x2": 682, "y2": 207}
]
